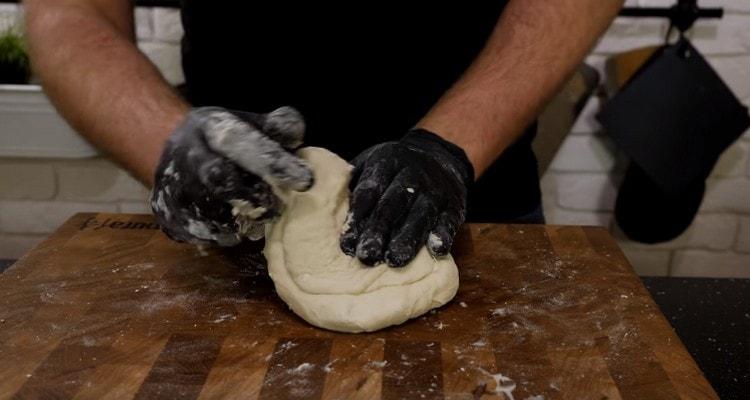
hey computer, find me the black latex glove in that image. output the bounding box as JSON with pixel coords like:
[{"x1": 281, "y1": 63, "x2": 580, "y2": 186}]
[
  {"x1": 150, "y1": 106, "x2": 313, "y2": 246},
  {"x1": 340, "y1": 129, "x2": 474, "y2": 267}
]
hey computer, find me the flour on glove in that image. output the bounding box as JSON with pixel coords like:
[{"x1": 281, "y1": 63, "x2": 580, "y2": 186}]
[
  {"x1": 151, "y1": 106, "x2": 313, "y2": 246},
  {"x1": 341, "y1": 129, "x2": 473, "y2": 267}
]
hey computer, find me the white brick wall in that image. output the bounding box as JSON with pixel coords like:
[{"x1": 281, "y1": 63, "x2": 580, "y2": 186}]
[
  {"x1": 0, "y1": 157, "x2": 148, "y2": 258},
  {"x1": 613, "y1": 214, "x2": 739, "y2": 251},
  {"x1": 1, "y1": 2, "x2": 749, "y2": 277},
  {"x1": 0, "y1": 200, "x2": 117, "y2": 234},
  {"x1": 701, "y1": 178, "x2": 750, "y2": 213},
  {"x1": 707, "y1": 56, "x2": 750, "y2": 101},
  {"x1": 712, "y1": 141, "x2": 749, "y2": 177},
  {"x1": 55, "y1": 159, "x2": 149, "y2": 202},
  {"x1": 552, "y1": 173, "x2": 619, "y2": 211},
  {"x1": 118, "y1": 201, "x2": 152, "y2": 214},
  {"x1": 620, "y1": 247, "x2": 672, "y2": 276},
  {"x1": 152, "y1": 8, "x2": 183, "y2": 43},
  {"x1": 0, "y1": 4, "x2": 21, "y2": 32},
  {"x1": 0, "y1": 160, "x2": 56, "y2": 200},
  {"x1": 134, "y1": 7, "x2": 154, "y2": 40},
  {"x1": 0, "y1": 233, "x2": 49, "y2": 260},
  {"x1": 545, "y1": 207, "x2": 614, "y2": 228},
  {"x1": 737, "y1": 217, "x2": 750, "y2": 253},
  {"x1": 671, "y1": 250, "x2": 750, "y2": 278},
  {"x1": 549, "y1": 135, "x2": 620, "y2": 172},
  {"x1": 137, "y1": 41, "x2": 184, "y2": 85},
  {"x1": 135, "y1": 7, "x2": 184, "y2": 85}
]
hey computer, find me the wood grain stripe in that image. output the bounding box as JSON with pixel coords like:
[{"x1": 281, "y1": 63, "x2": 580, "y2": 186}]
[
  {"x1": 580, "y1": 228, "x2": 685, "y2": 400},
  {"x1": 73, "y1": 336, "x2": 169, "y2": 400},
  {"x1": 198, "y1": 336, "x2": 279, "y2": 400},
  {"x1": 490, "y1": 331, "x2": 557, "y2": 399},
  {"x1": 321, "y1": 337, "x2": 385, "y2": 400},
  {"x1": 0, "y1": 213, "x2": 92, "y2": 281},
  {"x1": 440, "y1": 340, "x2": 498, "y2": 398},
  {"x1": 596, "y1": 336, "x2": 681, "y2": 400},
  {"x1": 0, "y1": 339, "x2": 60, "y2": 398},
  {"x1": 578, "y1": 226, "x2": 718, "y2": 399},
  {"x1": 546, "y1": 346, "x2": 623, "y2": 400},
  {"x1": 133, "y1": 334, "x2": 224, "y2": 400},
  {"x1": 486, "y1": 226, "x2": 561, "y2": 399},
  {"x1": 259, "y1": 337, "x2": 333, "y2": 400},
  {"x1": 12, "y1": 341, "x2": 114, "y2": 399},
  {"x1": 545, "y1": 226, "x2": 624, "y2": 400},
  {"x1": 582, "y1": 227, "x2": 633, "y2": 273},
  {"x1": 382, "y1": 340, "x2": 443, "y2": 400}
]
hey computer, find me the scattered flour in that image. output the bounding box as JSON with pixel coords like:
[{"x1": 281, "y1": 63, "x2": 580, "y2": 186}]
[
  {"x1": 290, "y1": 363, "x2": 314, "y2": 374},
  {"x1": 478, "y1": 367, "x2": 517, "y2": 400},
  {"x1": 277, "y1": 341, "x2": 298, "y2": 353},
  {"x1": 492, "y1": 307, "x2": 509, "y2": 317},
  {"x1": 368, "y1": 360, "x2": 388, "y2": 369},
  {"x1": 211, "y1": 314, "x2": 236, "y2": 323}
]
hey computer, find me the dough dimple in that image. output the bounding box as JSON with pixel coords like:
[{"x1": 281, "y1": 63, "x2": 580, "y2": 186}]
[{"x1": 262, "y1": 147, "x2": 459, "y2": 333}]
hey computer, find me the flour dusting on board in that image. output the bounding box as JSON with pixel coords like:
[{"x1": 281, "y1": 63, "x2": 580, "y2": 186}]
[
  {"x1": 284, "y1": 362, "x2": 318, "y2": 398},
  {"x1": 322, "y1": 360, "x2": 336, "y2": 373},
  {"x1": 492, "y1": 307, "x2": 509, "y2": 316},
  {"x1": 291, "y1": 362, "x2": 314, "y2": 374},
  {"x1": 478, "y1": 367, "x2": 517, "y2": 400},
  {"x1": 211, "y1": 313, "x2": 236, "y2": 323},
  {"x1": 140, "y1": 292, "x2": 194, "y2": 313},
  {"x1": 368, "y1": 360, "x2": 388, "y2": 369}
]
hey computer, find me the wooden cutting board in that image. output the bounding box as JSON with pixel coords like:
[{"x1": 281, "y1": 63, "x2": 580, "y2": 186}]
[{"x1": 0, "y1": 213, "x2": 717, "y2": 400}]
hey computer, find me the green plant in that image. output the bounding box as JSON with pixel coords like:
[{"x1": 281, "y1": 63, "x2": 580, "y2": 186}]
[{"x1": 0, "y1": 28, "x2": 31, "y2": 84}]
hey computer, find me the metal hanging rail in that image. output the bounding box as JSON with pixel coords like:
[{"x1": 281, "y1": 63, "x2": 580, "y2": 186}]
[{"x1": 618, "y1": 0, "x2": 723, "y2": 32}]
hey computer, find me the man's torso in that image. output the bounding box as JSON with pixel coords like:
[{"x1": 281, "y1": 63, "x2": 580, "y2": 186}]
[{"x1": 180, "y1": 1, "x2": 541, "y2": 221}]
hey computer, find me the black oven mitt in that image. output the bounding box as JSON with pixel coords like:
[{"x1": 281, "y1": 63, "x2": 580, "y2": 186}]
[{"x1": 597, "y1": 38, "x2": 750, "y2": 243}]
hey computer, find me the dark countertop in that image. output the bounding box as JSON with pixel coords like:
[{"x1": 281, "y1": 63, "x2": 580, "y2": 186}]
[
  {"x1": 0, "y1": 259, "x2": 746, "y2": 398},
  {"x1": 642, "y1": 277, "x2": 749, "y2": 400}
]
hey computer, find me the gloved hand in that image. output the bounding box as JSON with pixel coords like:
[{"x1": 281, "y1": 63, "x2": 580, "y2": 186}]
[
  {"x1": 340, "y1": 129, "x2": 474, "y2": 267},
  {"x1": 150, "y1": 106, "x2": 313, "y2": 246}
]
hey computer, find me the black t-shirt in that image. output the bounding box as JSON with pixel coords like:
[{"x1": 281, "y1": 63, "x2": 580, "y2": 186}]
[{"x1": 180, "y1": 1, "x2": 541, "y2": 222}]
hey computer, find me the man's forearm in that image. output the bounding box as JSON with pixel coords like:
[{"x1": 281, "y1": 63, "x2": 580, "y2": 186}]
[
  {"x1": 25, "y1": 0, "x2": 189, "y2": 186},
  {"x1": 418, "y1": 0, "x2": 623, "y2": 178}
]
